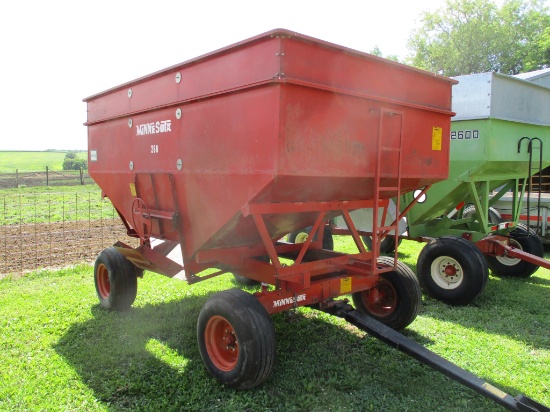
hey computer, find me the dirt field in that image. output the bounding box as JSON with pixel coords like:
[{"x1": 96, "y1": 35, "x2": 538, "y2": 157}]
[{"x1": 0, "y1": 220, "x2": 138, "y2": 276}]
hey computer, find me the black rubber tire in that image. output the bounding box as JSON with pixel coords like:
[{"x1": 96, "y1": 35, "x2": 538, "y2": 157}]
[
  {"x1": 485, "y1": 224, "x2": 544, "y2": 278},
  {"x1": 233, "y1": 274, "x2": 260, "y2": 286},
  {"x1": 352, "y1": 257, "x2": 421, "y2": 330},
  {"x1": 417, "y1": 236, "x2": 488, "y2": 306},
  {"x1": 197, "y1": 289, "x2": 276, "y2": 389},
  {"x1": 462, "y1": 205, "x2": 503, "y2": 224},
  {"x1": 287, "y1": 225, "x2": 334, "y2": 251},
  {"x1": 94, "y1": 247, "x2": 138, "y2": 311},
  {"x1": 362, "y1": 235, "x2": 402, "y2": 254},
  {"x1": 233, "y1": 256, "x2": 268, "y2": 286}
]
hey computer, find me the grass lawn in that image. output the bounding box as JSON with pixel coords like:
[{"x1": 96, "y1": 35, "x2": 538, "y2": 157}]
[
  {"x1": 0, "y1": 151, "x2": 74, "y2": 172},
  {"x1": 0, "y1": 184, "x2": 99, "y2": 196},
  {"x1": 0, "y1": 238, "x2": 549, "y2": 411},
  {"x1": 0, "y1": 151, "x2": 88, "y2": 172},
  {"x1": 0, "y1": 184, "x2": 110, "y2": 225}
]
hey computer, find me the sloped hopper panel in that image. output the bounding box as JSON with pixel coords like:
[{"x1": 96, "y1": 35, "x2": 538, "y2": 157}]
[{"x1": 85, "y1": 29, "x2": 455, "y2": 257}]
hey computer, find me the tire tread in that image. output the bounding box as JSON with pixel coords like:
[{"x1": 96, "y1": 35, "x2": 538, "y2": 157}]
[{"x1": 94, "y1": 247, "x2": 138, "y2": 311}]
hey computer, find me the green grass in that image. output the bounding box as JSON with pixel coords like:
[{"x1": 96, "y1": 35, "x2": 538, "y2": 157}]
[
  {"x1": 0, "y1": 184, "x2": 113, "y2": 225},
  {"x1": 0, "y1": 184, "x2": 99, "y2": 196},
  {"x1": 0, "y1": 238, "x2": 548, "y2": 411},
  {"x1": 0, "y1": 151, "x2": 83, "y2": 172}
]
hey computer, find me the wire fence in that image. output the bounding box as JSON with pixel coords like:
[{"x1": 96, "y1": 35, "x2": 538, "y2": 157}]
[
  {"x1": 0, "y1": 191, "x2": 138, "y2": 276},
  {"x1": 0, "y1": 168, "x2": 94, "y2": 189}
]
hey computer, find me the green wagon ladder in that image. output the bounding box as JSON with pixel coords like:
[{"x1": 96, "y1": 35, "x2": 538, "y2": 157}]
[{"x1": 518, "y1": 136, "x2": 543, "y2": 233}]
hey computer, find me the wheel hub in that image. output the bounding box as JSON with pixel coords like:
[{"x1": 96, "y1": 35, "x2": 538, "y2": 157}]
[
  {"x1": 444, "y1": 265, "x2": 457, "y2": 277},
  {"x1": 96, "y1": 263, "x2": 111, "y2": 298},
  {"x1": 431, "y1": 256, "x2": 464, "y2": 290},
  {"x1": 223, "y1": 329, "x2": 237, "y2": 351},
  {"x1": 365, "y1": 279, "x2": 397, "y2": 317},
  {"x1": 367, "y1": 288, "x2": 380, "y2": 303},
  {"x1": 495, "y1": 238, "x2": 522, "y2": 266},
  {"x1": 205, "y1": 316, "x2": 239, "y2": 371}
]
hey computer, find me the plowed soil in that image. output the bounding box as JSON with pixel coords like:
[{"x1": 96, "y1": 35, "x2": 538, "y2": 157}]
[{"x1": 0, "y1": 220, "x2": 138, "y2": 276}]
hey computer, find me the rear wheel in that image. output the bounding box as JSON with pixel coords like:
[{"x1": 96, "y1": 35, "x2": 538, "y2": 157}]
[
  {"x1": 94, "y1": 247, "x2": 138, "y2": 311},
  {"x1": 485, "y1": 224, "x2": 543, "y2": 278},
  {"x1": 233, "y1": 256, "x2": 269, "y2": 286},
  {"x1": 462, "y1": 205, "x2": 503, "y2": 224},
  {"x1": 352, "y1": 257, "x2": 421, "y2": 330},
  {"x1": 233, "y1": 274, "x2": 260, "y2": 286},
  {"x1": 287, "y1": 225, "x2": 334, "y2": 251},
  {"x1": 417, "y1": 236, "x2": 488, "y2": 305},
  {"x1": 362, "y1": 235, "x2": 402, "y2": 254},
  {"x1": 197, "y1": 289, "x2": 276, "y2": 389}
]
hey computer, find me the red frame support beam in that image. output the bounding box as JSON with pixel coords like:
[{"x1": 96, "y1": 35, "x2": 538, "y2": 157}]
[{"x1": 477, "y1": 236, "x2": 550, "y2": 271}]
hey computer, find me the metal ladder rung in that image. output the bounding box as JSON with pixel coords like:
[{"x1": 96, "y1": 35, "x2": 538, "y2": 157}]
[{"x1": 371, "y1": 109, "x2": 404, "y2": 277}]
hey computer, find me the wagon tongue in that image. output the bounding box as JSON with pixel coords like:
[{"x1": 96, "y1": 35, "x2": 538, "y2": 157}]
[{"x1": 321, "y1": 301, "x2": 549, "y2": 412}]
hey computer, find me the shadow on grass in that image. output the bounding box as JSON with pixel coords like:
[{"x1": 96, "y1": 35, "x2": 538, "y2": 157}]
[
  {"x1": 419, "y1": 272, "x2": 550, "y2": 352},
  {"x1": 524, "y1": 274, "x2": 550, "y2": 286},
  {"x1": 54, "y1": 293, "x2": 214, "y2": 411},
  {"x1": 54, "y1": 286, "x2": 515, "y2": 412}
]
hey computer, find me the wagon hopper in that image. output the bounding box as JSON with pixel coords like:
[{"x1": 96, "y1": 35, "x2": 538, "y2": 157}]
[{"x1": 85, "y1": 28, "x2": 454, "y2": 297}]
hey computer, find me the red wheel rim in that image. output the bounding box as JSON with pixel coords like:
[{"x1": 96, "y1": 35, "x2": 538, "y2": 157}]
[
  {"x1": 96, "y1": 263, "x2": 111, "y2": 299},
  {"x1": 204, "y1": 316, "x2": 239, "y2": 371},
  {"x1": 364, "y1": 278, "x2": 397, "y2": 317}
]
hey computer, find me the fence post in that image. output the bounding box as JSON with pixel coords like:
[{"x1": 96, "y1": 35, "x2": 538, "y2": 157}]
[
  {"x1": 16, "y1": 169, "x2": 18, "y2": 188},
  {"x1": 46, "y1": 166, "x2": 49, "y2": 187},
  {"x1": 80, "y1": 168, "x2": 84, "y2": 185}
]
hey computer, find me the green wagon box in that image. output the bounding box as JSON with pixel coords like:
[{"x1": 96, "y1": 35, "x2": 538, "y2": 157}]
[{"x1": 402, "y1": 71, "x2": 550, "y2": 305}]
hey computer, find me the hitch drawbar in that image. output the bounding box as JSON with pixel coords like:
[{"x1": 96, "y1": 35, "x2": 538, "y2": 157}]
[{"x1": 322, "y1": 302, "x2": 549, "y2": 412}]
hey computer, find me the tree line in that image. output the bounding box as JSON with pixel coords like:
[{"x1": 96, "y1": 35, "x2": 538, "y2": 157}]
[
  {"x1": 63, "y1": 152, "x2": 87, "y2": 171},
  {"x1": 375, "y1": 0, "x2": 549, "y2": 76}
]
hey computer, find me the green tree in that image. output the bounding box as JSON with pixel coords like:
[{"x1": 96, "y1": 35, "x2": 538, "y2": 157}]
[
  {"x1": 369, "y1": 45, "x2": 402, "y2": 63},
  {"x1": 369, "y1": 45, "x2": 384, "y2": 57},
  {"x1": 62, "y1": 152, "x2": 87, "y2": 170},
  {"x1": 407, "y1": 0, "x2": 550, "y2": 76}
]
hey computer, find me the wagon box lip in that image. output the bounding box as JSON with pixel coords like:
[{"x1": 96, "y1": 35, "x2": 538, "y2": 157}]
[{"x1": 82, "y1": 28, "x2": 457, "y2": 102}]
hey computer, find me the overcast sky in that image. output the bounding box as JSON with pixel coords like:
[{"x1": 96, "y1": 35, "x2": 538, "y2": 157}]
[{"x1": 0, "y1": 0, "x2": 462, "y2": 151}]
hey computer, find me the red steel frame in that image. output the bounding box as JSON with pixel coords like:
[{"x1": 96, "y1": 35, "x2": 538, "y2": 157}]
[
  {"x1": 112, "y1": 103, "x2": 429, "y2": 316},
  {"x1": 87, "y1": 29, "x2": 455, "y2": 317},
  {"x1": 476, "y1": 235, "x2": 550, "y2": 271},
  {"x1": 114, "y1": 174, "x2": 434, "y2": 316},
  {"x1": 115, "y1": 184, "x2": 393, "y2": 315},
  {"x1": 110, "y1": 102, "x2": 443, "y2": 317}
]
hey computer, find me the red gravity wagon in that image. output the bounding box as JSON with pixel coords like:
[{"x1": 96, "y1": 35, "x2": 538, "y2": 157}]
[{"x1": 84, "y1": 29, "x2": 548, "y2": 411}]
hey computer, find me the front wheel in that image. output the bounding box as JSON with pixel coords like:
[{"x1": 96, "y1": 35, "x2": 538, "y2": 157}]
[
  {"x1": 287, "y1": 225, "x2": 334, "y2": 251},
  {"x1": 485, "y1": 224, "x2": 544, "y2": 278},
  {"x1": 417, "y1": 236, "x2": 488, "y2": 305},
  {"x1": 462, "y1": 204, "x2": 503, "y2": 224},
  {"x1": 197, "y1": 289, "x2": 276, "y2": 389},
  {"x1": 94, "y1": 247, "x2": 138, "y2": 311},
  {"x1": 362, "y1": 235, "x2": 402, "y2": 254},
  {"x1": 352, "y1": 257, "x2": 421, "y2": 330}
]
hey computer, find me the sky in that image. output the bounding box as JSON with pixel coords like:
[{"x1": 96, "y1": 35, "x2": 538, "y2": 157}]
[{"x1": 0, "y1": 0, "x2": 453, "y2": 151}]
